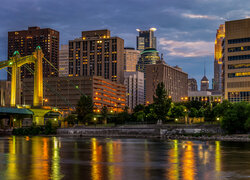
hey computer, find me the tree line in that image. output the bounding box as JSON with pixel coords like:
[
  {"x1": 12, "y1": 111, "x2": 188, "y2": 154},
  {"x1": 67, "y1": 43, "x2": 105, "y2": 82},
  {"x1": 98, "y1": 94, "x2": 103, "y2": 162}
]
[{"x1": 66, "y1": 82, "x2": 250, "y2": 134}]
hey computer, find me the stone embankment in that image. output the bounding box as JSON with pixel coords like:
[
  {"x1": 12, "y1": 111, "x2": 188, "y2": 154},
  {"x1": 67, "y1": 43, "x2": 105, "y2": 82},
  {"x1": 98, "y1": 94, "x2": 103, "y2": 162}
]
[{"x1": 57, "y1": 124, "x2": 223, "y2": 138}]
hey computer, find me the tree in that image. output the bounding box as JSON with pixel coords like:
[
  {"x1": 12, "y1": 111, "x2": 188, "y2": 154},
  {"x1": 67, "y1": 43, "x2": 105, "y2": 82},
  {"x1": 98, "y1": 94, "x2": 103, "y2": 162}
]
[
  {"x1": 221, "y1": 102, "x2": 250, "y2": 134},
  {"x1": 188, "y1": 107, "x2": 198, "y2": 118},
  {"x1": 101, "y1": 106, "x2": 108, "y2": 124},
  {"x1": 213, "y1": 100, "x2": 232, "y2": 118},
  {"x1": 133, "y1": 104, "x2": 145, "y2": 113},
  {"x1": 153, "y1": 82, "x2": 171, "y2": 122},
  {"x1": 117, "y1": 107, "x2": 131, "y2": 124},
  {"x1": 169, "y1": 105, "x2": 186, "y2": 118},
  {"x1": 76, "y1": 95, "x2": 93, "y2": 123}
]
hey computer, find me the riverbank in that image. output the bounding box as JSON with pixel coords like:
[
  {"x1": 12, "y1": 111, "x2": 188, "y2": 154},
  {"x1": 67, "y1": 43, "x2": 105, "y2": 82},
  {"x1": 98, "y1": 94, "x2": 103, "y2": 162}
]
[
  {"x1": 55, "y1": 125, "x2": 250, "y2": 142},
  {"x1": 164, "y1": 134, "x2": 250, "y2": 142}
]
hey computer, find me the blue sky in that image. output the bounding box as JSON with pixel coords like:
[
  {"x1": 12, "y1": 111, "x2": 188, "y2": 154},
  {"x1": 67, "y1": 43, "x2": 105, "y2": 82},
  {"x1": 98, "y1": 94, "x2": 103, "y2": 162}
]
[{"x1": 0, "y1": 0, "x2": 249, "y2": 89}]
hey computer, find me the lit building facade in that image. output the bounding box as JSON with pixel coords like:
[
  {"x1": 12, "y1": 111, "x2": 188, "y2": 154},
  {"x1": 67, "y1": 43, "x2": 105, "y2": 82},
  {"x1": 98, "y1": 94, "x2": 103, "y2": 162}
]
[
  {"x1": 8, "y1": 26, "x2": 59, "y2": 79},
  {"x1": 188, "y1": 78, "x2": 198, "y2": 92},
  {"x1": 223, "y1": 18, "x2": 250, "y2": 102},
  {"x1": 0, "y1": 81, "x2": 11, "y2": 107},
  {"x1": 146, "y1": 61, "x2": 188, "y2": 103},
  {"x1": 124, "y1": 47, "x2": 140, "y2": 72},
  {"x1": 213, "y1": 24, "x2": 225, "y2": 92},
  {"x1": 124, "y1": 71, "x2": 144, "y2": 109},
  {"x1": 22, "y1": 76, "x2": 126, "y2": 111},
  {"x1": 136, "y1": 28, "x2": 157, "y2": 52},
  {"x1": 187, "y1": 91, "x2": 222, "y2": 103},
  {"x1": 69, "y1": 29, "x2": 124, "y2": 83},
  {"x1": 59, "y1": 45, "x2": 69, "y2": 77}
]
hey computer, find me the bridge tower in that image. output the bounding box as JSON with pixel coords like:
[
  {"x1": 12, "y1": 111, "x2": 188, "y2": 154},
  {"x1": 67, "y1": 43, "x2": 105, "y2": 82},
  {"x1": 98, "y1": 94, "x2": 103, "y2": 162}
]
[{"x1": 33, "y1": 46, "x2": 44, "y2": 107}]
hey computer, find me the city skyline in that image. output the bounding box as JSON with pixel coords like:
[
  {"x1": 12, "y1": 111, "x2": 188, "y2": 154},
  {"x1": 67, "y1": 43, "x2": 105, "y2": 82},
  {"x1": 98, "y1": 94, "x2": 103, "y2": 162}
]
[{"x1": 0, "y1": 0, "x2": 250, "y2": 87}]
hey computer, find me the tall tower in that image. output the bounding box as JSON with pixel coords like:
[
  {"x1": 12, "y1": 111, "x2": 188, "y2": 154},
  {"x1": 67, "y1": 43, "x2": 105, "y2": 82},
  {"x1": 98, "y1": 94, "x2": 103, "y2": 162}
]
[
  {"x1": 214, "y1": 24, "x2": 225, "y2": 92},
  {"x1": 136, "y1": 28, "x2": 157, "y2": 52},
  {"x1": 201, "y1": 63, "x2": 209, "y2": 91}
]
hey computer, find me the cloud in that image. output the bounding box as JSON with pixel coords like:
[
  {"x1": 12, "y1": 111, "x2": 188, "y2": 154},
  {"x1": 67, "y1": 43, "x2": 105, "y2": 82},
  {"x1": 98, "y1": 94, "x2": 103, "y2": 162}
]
[
  {"x1": 159, "y1": 38, "x2": 214, "y2": 57},
  {"x1": 182, "y1": 13, "x2": 225, "y2": 20}
]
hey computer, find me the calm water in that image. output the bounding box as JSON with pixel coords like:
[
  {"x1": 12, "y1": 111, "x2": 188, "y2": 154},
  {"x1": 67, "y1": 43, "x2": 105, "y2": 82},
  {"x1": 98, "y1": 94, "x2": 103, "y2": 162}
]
[{"x1": 0, "y1": 137, "x2": 249, "y2": 180}]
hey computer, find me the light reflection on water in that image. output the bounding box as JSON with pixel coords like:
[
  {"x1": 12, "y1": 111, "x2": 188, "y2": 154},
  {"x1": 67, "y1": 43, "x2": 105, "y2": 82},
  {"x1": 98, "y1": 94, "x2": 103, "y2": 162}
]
[{"x1": 0, "y1": 136, "x2": 250, "y2": 179}]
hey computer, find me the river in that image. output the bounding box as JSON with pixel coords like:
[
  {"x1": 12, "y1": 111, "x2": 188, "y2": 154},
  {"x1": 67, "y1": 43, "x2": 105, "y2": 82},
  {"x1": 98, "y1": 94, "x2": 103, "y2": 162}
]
[{"x1": 0, "y1": 136, "x2": 249, "y2": 179}]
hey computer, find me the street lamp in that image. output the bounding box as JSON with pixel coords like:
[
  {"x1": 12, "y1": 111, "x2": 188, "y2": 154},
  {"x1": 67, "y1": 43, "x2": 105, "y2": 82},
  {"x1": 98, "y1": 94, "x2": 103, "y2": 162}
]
[{"x1": 93, "y1": 117, "x2": 97, "y2": 128}]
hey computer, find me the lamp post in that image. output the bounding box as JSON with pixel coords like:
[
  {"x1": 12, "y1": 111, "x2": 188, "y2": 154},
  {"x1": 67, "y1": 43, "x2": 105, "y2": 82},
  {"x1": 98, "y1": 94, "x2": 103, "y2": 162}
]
[{"x1": 93, "y1": 117, "x2": 97, "y2": 128}]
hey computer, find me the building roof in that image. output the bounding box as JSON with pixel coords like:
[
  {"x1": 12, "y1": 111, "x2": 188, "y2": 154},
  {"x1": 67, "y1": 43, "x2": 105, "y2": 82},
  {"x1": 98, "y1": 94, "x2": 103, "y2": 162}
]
[
  {"x1": 141, "y1": 48, "x2": 158, "y2": 54},
  {"x1": 201, "y1": 76, "x2": 209, "y2": 82},
  {"x1": 0, "y1": 107, "x2": 34, "y2": 115}
]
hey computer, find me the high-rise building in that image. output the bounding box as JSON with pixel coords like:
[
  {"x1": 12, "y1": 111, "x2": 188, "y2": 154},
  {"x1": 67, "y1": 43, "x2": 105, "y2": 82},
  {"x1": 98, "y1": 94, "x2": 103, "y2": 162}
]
[
  {"x1": 213, "y1": 24, "x2": 225, "y2": 92},
  {"x1": 0, "y1": 81, "x2": 11, "y2": 107},
  {"x1": 8, "y1": 26, "x2": 59, "y2": 79},
  {"x1": 136, "y1": 48, "x2": 160, "y2": 75},
  {"x1": 136, "y1": 48, "x2": 160, "y2": 101},
  {"x1": 146, "y1": 61, "x2": 188, "y2": 103},
  {"x1": 59, "y1": 45, "x2": 69, "y2": 77},
  {"x1": 188, "y1": 78, "x2": 198, "y2": 91},
  {"x1": 69, "y1": 29, "x2": 124, "y2": 83},
  {"x1": 223, "y1": 18, "x2": 250, "y2": 102},
  {"x1": 23, "y1": 76, "x2": 126, "y2": 111},
  {"x1": 136, "y1": 28, "x2": 157, "y2": 51},
  {"x1": 124, "y1": 71, "x2": 144, "y2": 109},
  {"x1": 201, "y1": 76, "x2": 209, "y2": 91},
  {"x1": 124, "y1": 47, "x2": 140, "y2": 72}
]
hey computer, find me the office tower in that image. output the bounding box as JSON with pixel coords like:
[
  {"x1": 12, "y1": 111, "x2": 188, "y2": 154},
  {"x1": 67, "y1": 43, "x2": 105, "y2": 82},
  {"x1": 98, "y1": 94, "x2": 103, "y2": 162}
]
[
  {"x1": 69, "y1": 29, "x2": 124, "y2": 83},
  {"x1": 124, "y1": 47, "x2": 140, "y2": 72},
  {"x1": 214, "y1": 24, "x2": 225, "y2": 92},
  {"x1": 136, "y1": 28, "x2": 157, "y2": 51},
  {"x1": 23, "y1": 76, "x2": 126, "y2": 111},
  {"x1": 188, "y1": 78, "x2": 198, "y2": 91},
  {"x1": 136, "y1": 48, "x2": 160, "y2": 74},
  {"x1": 136, "y1": 48, "x2": 160, "y2": 101},
  {"x1": 146, "y1": 61, "x2": 188, "y2": 103},
  {"x1": 59, "y1": 45, "x2": 69, "y2": 77},
  {"x1": 124, "y1": 71, "x2": 144, "y2": 109},
  {"x1": 0, "y1": 81, "x2": 11, "y2": 107},
  {"x1": 223, "y1": 18, "x2": 250, "y2": 102},
  {"x1": 201, "y1": 76, "x2": 209, "y2": 91},
  {"x1": 8, "y1": 26, "x2": 59, "y2": 79}
]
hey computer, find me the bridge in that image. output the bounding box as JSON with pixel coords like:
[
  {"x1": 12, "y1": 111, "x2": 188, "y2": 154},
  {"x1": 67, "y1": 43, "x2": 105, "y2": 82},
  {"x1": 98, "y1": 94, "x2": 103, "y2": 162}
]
[
  {"x1": 0, "y1": 46, "x2": 44, "y2": 107},
  {"x1": 0, "y1": 47, "x2": 61, "y2": 125}
]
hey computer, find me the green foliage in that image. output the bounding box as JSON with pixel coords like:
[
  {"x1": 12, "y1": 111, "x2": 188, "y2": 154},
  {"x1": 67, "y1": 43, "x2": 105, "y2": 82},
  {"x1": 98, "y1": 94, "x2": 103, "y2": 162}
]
[
  {"x1": 76, "y1": 95, "x2": 93, "y2": 123},
  {"x1": 221, "y1": 102, "x2": 250, "y2": 134},
  {"x1": 213, "y1": 100, "x2": 232, "y2": 118},
  {"x1": 153, "y1": 82, "x2": 172, "y2": 121},
  {"x1": 169, "y1": 105, "x2": 186, "y2": 118},
  {"x1": 188, "y1": 108, "x2": 198, "y2": 118},
  {"x1": 133, "y1": 104, "x2": 145, "y2": 113},
  {"x1": 12, "y1": 122, "x2": 57, "y2": 136},
  {"x1": 64, "y1": 114, "x2": 77, "y2": 125}
]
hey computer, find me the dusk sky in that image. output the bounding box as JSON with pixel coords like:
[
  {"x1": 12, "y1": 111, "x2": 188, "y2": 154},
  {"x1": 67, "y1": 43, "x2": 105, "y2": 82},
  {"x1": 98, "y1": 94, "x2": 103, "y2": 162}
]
[{"x1": 0, "y1": 0, "x2": 249, "y2": 89}]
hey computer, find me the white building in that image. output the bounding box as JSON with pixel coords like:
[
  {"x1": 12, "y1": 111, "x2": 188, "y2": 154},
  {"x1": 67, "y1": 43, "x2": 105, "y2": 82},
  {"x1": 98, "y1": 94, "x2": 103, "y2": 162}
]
[
  {"x1": 59, "y1": 45, "x2": 69, "y2": 77},
  {"x1": 124, "y1": 71, "x2": 144, "y2": 109}
]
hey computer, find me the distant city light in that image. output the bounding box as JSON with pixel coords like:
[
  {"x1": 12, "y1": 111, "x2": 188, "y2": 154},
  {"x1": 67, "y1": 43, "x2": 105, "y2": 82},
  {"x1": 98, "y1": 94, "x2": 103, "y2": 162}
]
[
  {"x1": 150, "y1": 27, "x2": 157, "y2": 31},
  {"x1": 136, "y1": 29, "x2": 141, "y2": 32}
]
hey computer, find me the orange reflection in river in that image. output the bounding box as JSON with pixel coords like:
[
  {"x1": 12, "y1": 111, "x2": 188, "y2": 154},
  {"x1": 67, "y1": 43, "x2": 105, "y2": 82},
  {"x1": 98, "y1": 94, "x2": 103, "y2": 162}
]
[
  {"x1": 167, "y1": 140, "x2": 179, "y2": 180},
  {"x1": 91, "y1": 138, "x2": 104, "y2": 180},
  {"x1": 182, "y1": 141, "x2": 196, "y2": 180}
]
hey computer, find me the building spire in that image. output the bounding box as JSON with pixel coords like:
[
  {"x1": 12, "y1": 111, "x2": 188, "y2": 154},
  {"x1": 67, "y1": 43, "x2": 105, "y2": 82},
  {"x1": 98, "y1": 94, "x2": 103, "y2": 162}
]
[{"x1": 204, "y1": 61, "x2": 206, "y2": 76}]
